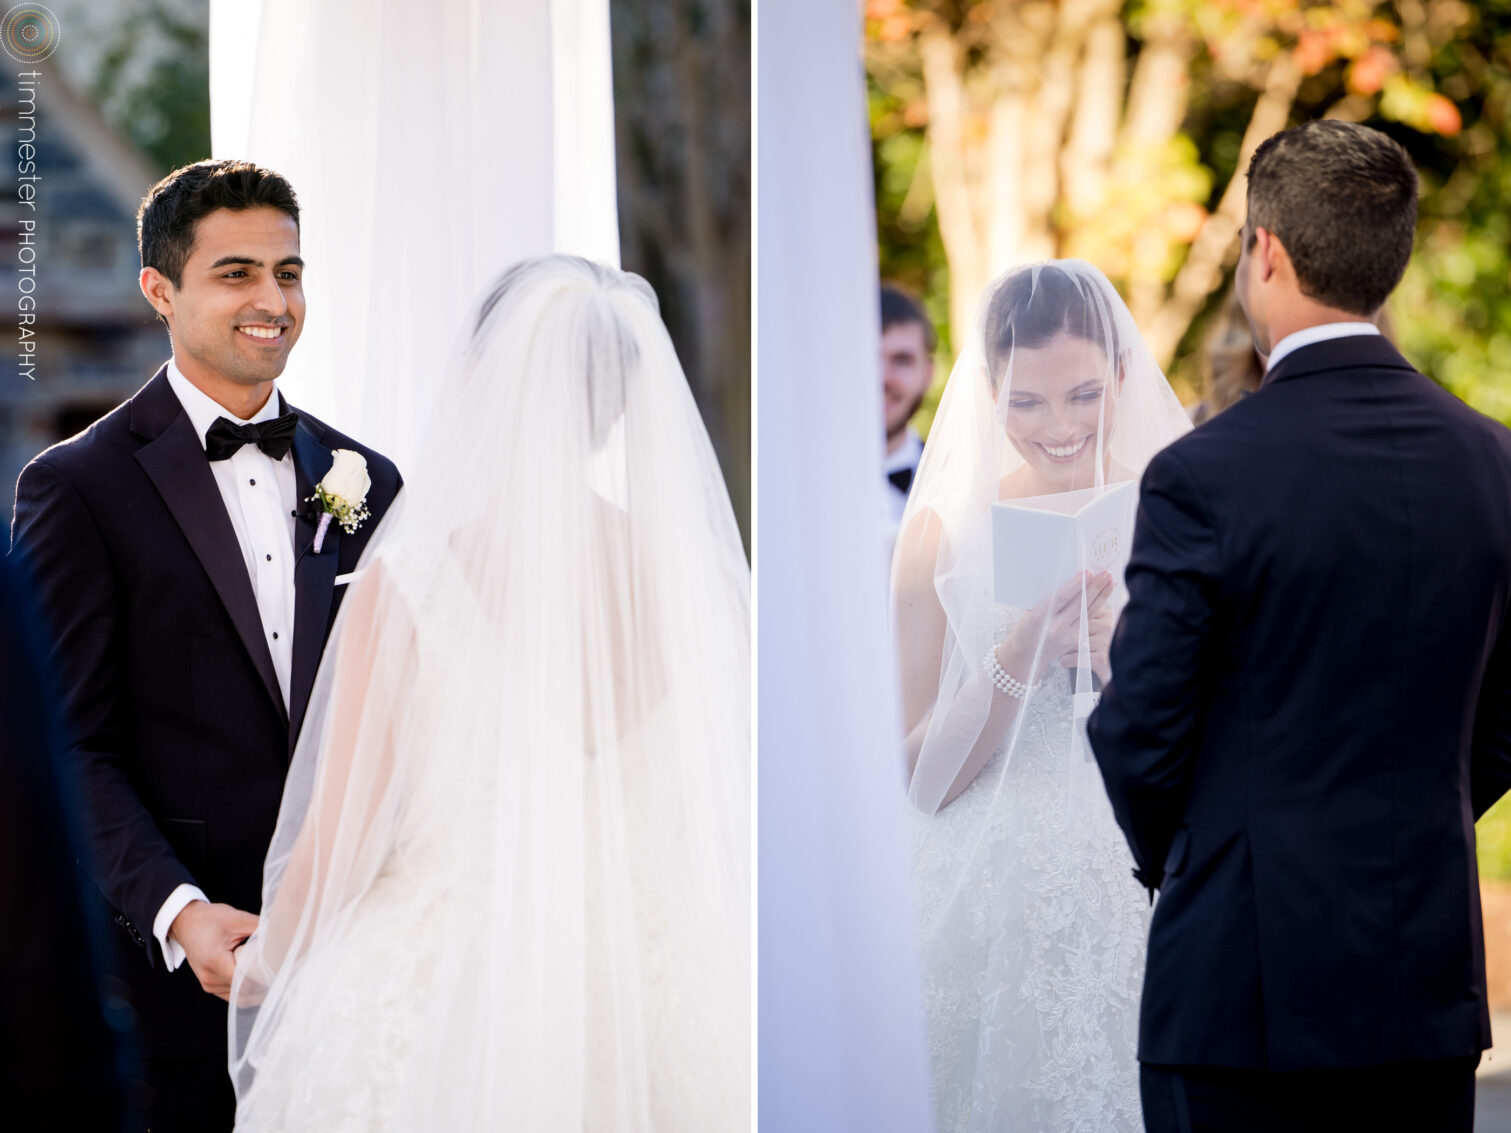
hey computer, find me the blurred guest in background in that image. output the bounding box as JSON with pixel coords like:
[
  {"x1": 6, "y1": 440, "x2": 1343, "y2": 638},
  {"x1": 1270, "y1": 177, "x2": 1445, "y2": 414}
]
[
  {"x1": 1191, "y1": 289, "x2": 1266, "y2": 424},
  {"x1": 1193, "y1": 286, "x2": 1395, "y2": 424},
  {"x1": 881, "y1": 283, "x2": 935, "y2": 528}
]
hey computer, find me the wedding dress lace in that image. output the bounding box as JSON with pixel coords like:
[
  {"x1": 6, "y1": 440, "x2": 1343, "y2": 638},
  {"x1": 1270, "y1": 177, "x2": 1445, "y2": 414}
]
[
  {"x1": 892, "y1": 261, "x2": 1191, "y2": 1132},
  {"x1": 912, "y1": 604, "x2": 1147, "y2": 1133}
]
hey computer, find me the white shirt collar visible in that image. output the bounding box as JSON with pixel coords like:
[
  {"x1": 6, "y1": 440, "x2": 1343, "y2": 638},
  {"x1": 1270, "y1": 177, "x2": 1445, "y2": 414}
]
[
  {"x1": 163, "y1": 357, "x2": 284, "y2": 451},
  {"x1": 1265, "y1": 321, "x2": 1380, "y2": 375},
  {"x1": 885, "y1": 428, "x2": 924, "y2": 476}
]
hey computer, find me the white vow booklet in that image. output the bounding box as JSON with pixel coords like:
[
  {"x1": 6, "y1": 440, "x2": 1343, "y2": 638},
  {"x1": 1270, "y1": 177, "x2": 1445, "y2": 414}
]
[{"x1": 992, "y1": 479, "x2": 1138, "y2": 608}]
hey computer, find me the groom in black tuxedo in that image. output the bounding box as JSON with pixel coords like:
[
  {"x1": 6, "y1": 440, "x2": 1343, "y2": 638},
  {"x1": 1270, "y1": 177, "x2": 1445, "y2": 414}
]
[
  {"x1": 1089, "y1": 120, "x2": 1511, "y2": 1131},
  {"x1": 10, "y1": 160, "x2": 400, "y2": 1132}
]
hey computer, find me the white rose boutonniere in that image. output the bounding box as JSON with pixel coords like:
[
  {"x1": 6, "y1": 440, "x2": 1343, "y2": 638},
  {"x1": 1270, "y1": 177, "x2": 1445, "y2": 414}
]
[{"x1": 307, "y1": 449, "x2": 372, "y2": 553}]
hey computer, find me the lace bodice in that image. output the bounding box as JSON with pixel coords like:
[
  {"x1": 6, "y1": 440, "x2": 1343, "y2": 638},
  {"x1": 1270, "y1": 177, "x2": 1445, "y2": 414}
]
[{"x1": 912, "y1": 602, "x2": 1149, "y2": 1133}]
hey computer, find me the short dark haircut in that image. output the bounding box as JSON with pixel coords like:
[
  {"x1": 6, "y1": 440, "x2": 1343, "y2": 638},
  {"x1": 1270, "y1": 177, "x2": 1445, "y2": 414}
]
[
  {"x1": 1245, "y1": 120, "x2": 1418, "y2": 315},
  {"x1": 881, "y1": 283, "x2": 937, "y2": 354},
  {"x1": 982, "y1": 263, "x2": 1121, "y2": 392},
  {"x1": 137, "y1": 159, "x2": 301, "y2": 288}
]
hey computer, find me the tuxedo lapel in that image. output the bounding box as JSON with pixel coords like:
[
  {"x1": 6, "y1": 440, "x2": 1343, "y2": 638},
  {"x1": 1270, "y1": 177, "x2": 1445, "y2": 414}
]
[
  {"x1": 289, "y1": 421, "x2": 339, "y2": 748},
  {"x1": 1260, "y1": 334, "x2": 1415, "y2": 388},
  {"x1": 130, "y1": 371, "x2": 287, "y2": 726}
]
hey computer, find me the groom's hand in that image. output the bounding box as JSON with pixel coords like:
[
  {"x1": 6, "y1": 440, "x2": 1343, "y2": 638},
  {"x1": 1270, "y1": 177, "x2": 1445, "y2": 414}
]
[{"x1": 169, "y1": 900, "x2": 259, "y2": 1002}]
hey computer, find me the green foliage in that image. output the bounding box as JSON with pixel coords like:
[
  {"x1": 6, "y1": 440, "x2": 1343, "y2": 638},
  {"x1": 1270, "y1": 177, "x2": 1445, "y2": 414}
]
[
  {"x1": 90, "y1": 0, "x2": 210, "y2": 175},
  {"x1": 871, "y1": 0, "x2": 1511, "y2": 430},
  {"x1": 1480, "y1": 793, "x2": 1511, "y2": 882},
  {"x1": 869, "y1": 68, "x2": 952, "y2": 434},
  {"x1": 1387, "y1": 4, "x2": 1511, "y2": 425}
]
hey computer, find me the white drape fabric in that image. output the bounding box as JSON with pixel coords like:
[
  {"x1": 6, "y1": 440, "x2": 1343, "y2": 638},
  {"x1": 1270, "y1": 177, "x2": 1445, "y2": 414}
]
[
  {"x1": 757, "y1": 2, "x2": 935, "y2": 1130},
  {"x1": 228, "y1": 256, "x2": 750, "y2": 1130},
  {"x1": 208, "y1": 0, "x2": 620, "y2": 474}
]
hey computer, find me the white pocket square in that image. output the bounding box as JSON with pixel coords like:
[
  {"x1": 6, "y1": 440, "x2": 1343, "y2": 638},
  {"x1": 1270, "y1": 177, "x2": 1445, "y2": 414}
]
[{"x1": 334, "y1": 571, "x2": 364, "y2": 586}]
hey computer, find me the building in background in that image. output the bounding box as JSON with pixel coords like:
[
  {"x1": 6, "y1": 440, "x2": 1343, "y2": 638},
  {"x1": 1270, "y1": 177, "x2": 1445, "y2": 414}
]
[{"x1": 0, "y1": 61, "x2": 164, "y2": 499}]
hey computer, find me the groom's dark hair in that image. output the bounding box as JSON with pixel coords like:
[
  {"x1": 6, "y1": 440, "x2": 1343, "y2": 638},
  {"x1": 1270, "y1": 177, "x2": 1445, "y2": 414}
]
[
  {"x1": 1245, "y1": 121, "x2": 1417, "y2": 315},
  {"x1": 137, "y1": 159, "x2": 301, "y2": 288}
]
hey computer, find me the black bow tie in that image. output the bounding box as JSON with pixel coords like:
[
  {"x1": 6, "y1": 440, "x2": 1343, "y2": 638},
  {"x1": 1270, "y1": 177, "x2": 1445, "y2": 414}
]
[
  {"x1": 205, "y1": 412, "x2": 300, "y2": 461},
  {"x1": 888, "y1": 466, "x2": 915, "y2": 494}
]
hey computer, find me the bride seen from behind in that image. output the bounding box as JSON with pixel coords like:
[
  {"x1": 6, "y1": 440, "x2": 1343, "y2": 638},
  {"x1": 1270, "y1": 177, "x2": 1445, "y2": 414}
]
[
  {"x1": 891, "y1": 260, "x2": 1190, "y2": 1131},
  {"x1": 228, "y1": 256, "x2": 751, "y2": 1131}
]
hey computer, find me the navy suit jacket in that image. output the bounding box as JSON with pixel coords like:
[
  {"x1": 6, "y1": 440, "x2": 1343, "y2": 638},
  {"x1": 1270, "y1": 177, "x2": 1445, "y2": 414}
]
[
  {"x1": 9, "y1": 366, "x2": 401, "y2": 1059},
  {"x1": 1088, "y1": 334, "x2": 1511, "y2": 1071}
]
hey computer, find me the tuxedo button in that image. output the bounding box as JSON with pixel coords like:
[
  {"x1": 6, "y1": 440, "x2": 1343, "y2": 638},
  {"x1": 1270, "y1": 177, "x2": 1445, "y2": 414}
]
[
  {"x1": 266, "y1": 554, "x2": 272, "y2": 562},
  {"x1": 272, "y1": 632, "x2": 279, "y2": 640},
  {"x1": 249, "y1": 478, "x2": 256, "y2": 485}
]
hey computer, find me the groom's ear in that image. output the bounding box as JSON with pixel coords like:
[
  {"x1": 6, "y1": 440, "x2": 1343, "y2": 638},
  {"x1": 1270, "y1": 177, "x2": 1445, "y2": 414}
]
[
  {"x1": 1253, "y1": 226, "x2": 1286, "y2": 283},
  {"x1": 140, "y1": 266, "x2": 174, "y2": 324}
]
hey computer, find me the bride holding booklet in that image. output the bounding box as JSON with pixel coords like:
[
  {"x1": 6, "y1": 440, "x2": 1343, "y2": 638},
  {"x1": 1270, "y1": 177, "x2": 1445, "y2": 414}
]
[{"x1": 891, "y1": 260, "x2": 1190, "y2": 1131}]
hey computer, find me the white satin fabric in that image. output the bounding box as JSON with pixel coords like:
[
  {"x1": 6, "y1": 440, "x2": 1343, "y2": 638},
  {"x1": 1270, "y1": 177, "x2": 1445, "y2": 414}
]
[
  {"x1": 209, "y1": 0, "x2": 619, "y2": 475},
  {"x1": 892, "y1": 261, "x2": 1191, "y2": 1131},
  {"x1": 228, "y1": 256, "x2": 750, "y2": 1131},
  {"x1": 755, "y1": 0, "x2": 936, "y2": 1128}
]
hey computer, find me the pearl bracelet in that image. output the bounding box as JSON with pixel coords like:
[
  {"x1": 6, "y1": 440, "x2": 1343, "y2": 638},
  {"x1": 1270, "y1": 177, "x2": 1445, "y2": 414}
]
[{"x1": 983, "y1": 647, "x2": 1042, "y2": 700}]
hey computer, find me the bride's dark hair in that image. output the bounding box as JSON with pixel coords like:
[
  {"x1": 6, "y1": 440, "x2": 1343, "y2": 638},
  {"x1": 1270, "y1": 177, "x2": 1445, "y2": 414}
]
[
  {"x1": 469, "y1": 255, "x2": 662, "y2": 447},
  {"x1": 982, "y1": 263, "x2": 1122, "y2": 393}
]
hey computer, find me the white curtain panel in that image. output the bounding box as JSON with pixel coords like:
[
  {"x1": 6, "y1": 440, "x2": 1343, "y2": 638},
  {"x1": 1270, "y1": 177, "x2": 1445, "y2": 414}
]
[
  {"x1": 756, "y1": 2, "x2": 934, "y2": 1130},
  {"x1": 208, "y1": 0, "x2": 619, "y2": 472}
]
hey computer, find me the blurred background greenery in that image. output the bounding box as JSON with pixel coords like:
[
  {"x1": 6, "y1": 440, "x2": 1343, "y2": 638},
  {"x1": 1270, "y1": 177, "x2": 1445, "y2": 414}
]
[
  {"x1": 867, "y1": 0, "x2": 1511, "y2": 423},
  {"x1": 866, "y1": 0, "x2": 1511, "y2": 868}
]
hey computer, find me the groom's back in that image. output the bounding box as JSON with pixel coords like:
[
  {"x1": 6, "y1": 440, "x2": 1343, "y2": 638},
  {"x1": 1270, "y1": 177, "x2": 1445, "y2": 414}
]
[{"x1": 1135, "y1": 332, "x2": 1511, "y2": 1069}]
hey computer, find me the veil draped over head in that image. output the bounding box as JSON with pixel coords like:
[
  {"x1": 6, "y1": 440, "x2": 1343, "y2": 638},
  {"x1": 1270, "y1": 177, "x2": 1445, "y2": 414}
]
[
  {"x1": 892, "y1": 259, "x2": 1190, "y2": 816},
  {"x1": 229, "y1": 256, "x2": 750, "y2": 1130},
  {"x1": 891, "y1": 260, "x2": 1189, "y2": 1129}
]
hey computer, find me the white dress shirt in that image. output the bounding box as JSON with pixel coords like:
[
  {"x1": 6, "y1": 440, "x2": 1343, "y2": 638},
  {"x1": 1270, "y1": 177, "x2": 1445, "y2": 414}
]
[
  {"x1": 154, "y1": 360, "x2": 300, "y2": 969},
  {"x1": 884, "y1": 428, "x2": 924, "y2": 528},
  {"x1": 1265, "y1": 320, "x2": 1381, "y2": 374}
]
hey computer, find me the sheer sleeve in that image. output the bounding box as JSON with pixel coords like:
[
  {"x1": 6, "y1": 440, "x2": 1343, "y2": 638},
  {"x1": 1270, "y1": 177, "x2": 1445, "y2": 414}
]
[{"x1": 232, "y1": 556, "x2": 417, "y2": 993}]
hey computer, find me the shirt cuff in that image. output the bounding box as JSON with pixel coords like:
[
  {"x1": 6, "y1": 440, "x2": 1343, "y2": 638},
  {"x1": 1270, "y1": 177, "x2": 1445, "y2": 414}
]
[{"x1": 153, "y1": 884, "x2": 209, "y2": 971}]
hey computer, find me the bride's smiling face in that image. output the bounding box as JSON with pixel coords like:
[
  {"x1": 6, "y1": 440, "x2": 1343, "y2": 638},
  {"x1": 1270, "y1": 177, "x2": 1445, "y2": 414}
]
[{"x1": 997, "y1": 333, "x2": 1120, "y2": 489}]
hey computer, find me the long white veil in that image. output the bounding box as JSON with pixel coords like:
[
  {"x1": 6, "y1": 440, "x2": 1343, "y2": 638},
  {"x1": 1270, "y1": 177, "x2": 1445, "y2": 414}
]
[
  {"x1": 229, "y1": 256, "x2": 750, "y2": 1130},
  {"x1": 891, "y1": 261, "x2": 1189, "y2": 1128},
  {"x1": 894, "y1": 259, "x2": 1190, "y2": 815}
]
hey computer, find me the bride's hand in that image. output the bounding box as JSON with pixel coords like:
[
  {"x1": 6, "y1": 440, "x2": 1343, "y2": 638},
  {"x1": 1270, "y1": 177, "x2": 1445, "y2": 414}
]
[
  {"x1": 1001, "y1": 571, "x2": 1115, "y2": 682},
  {"x1": 1063, "y1": 597, "x2": 1116, "y2": 683}
]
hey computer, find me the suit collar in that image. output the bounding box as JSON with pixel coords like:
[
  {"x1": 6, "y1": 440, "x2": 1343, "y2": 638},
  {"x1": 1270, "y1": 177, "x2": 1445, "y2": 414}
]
[
  {"x1": 131, "y1": 365, "x2": 347, "y2": 751},
  {"x1": 131, "y1": 364, "x2": 296, "y2": 439},
  {"x1": 1261, "y1": 334, "x2": 1417, "y2": 389},
  {"x1": 127, "y1": 365, "x2": 179, "y2": 441},
  {"x1": 162, "y1": 358, "x2": 286, "y2": 452},
  {"x1": 131, "y1": 369, "x2": 288, "y2": 730}
]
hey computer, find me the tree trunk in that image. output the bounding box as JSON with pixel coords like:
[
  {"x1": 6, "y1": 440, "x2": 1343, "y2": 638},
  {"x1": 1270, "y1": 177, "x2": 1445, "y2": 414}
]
[
  {"x1": 919, "y1": 23, "x2": 987, "y2": 346},
  {"x1": 924, "y1": 6, "x2": 1073, "y2": 349},
  {"x1": 1060, "y1": 0, "x2": 1124, "y2": 221},
  {"x1": 611, "y1": 0, "x2": 750, "y2": 546},
  {"x1": 1142, "y1": 52, "x2": 1302, "y2": 367},
  {"x1": 1118, "y1": 10, "x2": 1198, "y2": 328}
]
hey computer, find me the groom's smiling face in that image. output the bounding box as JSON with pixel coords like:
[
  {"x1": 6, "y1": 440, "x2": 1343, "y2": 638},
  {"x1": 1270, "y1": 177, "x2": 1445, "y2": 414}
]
[{"x1": 145, "y1": 205, "x2": 305, "y2": 398}]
